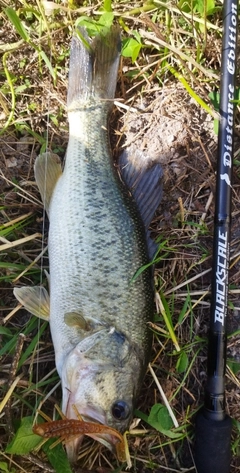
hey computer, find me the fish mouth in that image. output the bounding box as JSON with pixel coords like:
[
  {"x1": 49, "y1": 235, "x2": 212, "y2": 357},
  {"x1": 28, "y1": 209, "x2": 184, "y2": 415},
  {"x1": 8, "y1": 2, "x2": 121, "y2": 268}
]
[
  {"x1": 64, "y1": 404, "x2": 124, "y2": 463},
  {"x1": 65, "y1": 431, "x2": 120, "y2": 464}
]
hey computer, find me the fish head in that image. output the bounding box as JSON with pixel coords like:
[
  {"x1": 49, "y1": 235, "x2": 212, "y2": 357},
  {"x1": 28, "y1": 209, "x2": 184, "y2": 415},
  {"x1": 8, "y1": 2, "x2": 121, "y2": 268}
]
[{"x1": 61, "y1": 329, "x2": 144, "y2": 461}]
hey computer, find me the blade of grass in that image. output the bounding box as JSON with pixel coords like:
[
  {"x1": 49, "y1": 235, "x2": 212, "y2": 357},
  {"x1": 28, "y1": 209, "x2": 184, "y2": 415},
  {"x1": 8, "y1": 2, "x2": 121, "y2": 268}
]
[
  {"x1": 155, "y1": 292, "x2": 180, "y2": 352},
  {"x1": 166, "y1": 63, "x2": 217, "y2": 118},
  {"x1": 0, "y1": 52, "x2": 16, "y2": 134},
  {"x1": 0, "y1": 375, "x2": 23, "y2": 413},
  {"x1": 5, "y1": 8, "x2": 30, "y2": 42},
  {"x1": 0, "y1": 233, "x2": 42, "y2": 252},
  {"x1": 149, "y1": 363, "x2": 179, "y2": 428}
]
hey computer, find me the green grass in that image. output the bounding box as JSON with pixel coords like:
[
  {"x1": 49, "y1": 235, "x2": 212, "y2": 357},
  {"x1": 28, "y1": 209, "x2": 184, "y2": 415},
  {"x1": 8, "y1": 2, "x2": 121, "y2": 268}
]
[{"x1": 1, "y1": 0, "x2": 240, "y2": 472}]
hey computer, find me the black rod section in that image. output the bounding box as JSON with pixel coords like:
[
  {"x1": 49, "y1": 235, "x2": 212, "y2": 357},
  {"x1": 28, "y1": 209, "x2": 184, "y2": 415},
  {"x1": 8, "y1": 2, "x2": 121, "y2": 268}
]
[{"x1": 195, "y1": 1, "x2": 238, "y2": 472}]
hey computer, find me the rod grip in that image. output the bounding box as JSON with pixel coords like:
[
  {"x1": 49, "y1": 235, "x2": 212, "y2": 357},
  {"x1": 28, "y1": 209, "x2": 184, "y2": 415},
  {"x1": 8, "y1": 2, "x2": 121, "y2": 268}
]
[{"x1": 195, "y1": 409, "x2": 232, "y2": 473}]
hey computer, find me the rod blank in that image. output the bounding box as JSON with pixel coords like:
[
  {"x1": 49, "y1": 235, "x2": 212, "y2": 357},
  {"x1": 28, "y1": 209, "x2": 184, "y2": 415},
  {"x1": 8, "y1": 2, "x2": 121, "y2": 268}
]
[{"x1": 195, "y1": 0, "x2": 238, "y2": 471}]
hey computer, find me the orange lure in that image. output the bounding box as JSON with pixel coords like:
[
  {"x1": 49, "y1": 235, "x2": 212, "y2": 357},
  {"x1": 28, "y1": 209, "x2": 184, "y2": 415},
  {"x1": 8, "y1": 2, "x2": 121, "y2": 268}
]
[{"x1": 33, "y1": 407, "x2": 127, "y2": 462}]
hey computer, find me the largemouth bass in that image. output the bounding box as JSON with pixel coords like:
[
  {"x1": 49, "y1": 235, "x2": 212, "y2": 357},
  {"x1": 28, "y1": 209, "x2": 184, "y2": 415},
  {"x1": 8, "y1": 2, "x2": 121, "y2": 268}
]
[{"x1": 14, "y1": 27, "x2": 163, "y2": 461}]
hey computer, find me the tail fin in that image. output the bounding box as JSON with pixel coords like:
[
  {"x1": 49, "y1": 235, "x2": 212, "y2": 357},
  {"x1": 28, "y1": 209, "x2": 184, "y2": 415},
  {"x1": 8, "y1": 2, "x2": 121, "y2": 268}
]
[{"x1": 67, "y1": 27, "x2": 121, "y2": 109}]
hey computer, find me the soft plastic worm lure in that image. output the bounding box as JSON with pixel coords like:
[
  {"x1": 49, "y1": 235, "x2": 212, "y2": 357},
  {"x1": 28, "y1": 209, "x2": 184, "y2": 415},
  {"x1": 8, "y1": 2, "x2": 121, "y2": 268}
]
[
  {"x1": 33, "y1": 417, "x2": 123, "y2": 441},
  {"x1": 32, "y1": 405, "x2": 127, "y2": 462}
]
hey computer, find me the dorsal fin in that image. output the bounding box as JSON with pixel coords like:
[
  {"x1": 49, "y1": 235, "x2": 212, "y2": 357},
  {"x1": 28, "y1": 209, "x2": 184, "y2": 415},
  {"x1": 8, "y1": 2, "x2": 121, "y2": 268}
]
[{"x1": 119, "y1": 149, "x2": 163, "y2": 258}]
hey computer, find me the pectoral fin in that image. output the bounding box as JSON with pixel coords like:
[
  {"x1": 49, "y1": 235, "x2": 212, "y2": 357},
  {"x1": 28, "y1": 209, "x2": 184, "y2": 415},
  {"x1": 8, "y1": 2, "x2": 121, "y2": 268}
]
[
  {"x1": 64, "y1": 312, "x2": 104, "y2": 332},
  {"x1": 34, "y1": 152, "x2": 62, "y2": 215},
  {"x1": 64, "y1": 312, "x2": 88, "y2": 330},
  {"x1": 13, "y1": 286, "x2": 50, "y2": 321}
]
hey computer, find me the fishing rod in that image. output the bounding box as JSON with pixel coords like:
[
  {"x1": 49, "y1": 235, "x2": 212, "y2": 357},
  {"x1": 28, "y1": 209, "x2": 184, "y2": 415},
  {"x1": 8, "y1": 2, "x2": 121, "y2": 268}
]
[{"x1": 194, "y1": 1, "x2": 238, "y2": 472}]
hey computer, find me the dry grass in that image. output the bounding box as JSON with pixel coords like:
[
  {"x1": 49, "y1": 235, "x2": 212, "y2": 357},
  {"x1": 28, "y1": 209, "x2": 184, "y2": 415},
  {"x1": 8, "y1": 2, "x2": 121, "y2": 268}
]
[{"x1": 1, "y1": 1, "x2": 240, "y2": 472}]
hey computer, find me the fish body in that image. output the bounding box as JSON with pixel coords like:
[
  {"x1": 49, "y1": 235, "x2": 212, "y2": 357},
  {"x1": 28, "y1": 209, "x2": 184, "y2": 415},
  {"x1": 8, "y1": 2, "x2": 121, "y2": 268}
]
[
  {"x1": 14, "y1": 27, "x2": 163, "y2": 461},
  {"x1": 49, "y1": 89, "x2": 153, "y2": 379},
  {"x1": 47, "y1": 28, "x2": 154, "y2": 433}
]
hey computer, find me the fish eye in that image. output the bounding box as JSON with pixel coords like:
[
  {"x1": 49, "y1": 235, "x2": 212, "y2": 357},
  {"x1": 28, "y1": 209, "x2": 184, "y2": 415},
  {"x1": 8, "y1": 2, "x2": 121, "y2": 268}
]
[{"x1": 111, "y1": 401, "x2": 130, "y2": 420}]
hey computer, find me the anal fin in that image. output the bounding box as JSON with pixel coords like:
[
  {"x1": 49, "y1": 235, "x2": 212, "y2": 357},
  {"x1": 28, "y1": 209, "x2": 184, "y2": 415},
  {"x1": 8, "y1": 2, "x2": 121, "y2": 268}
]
[{"x1": 34, "y1": 152, "x2": 62, "y2": 215}]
